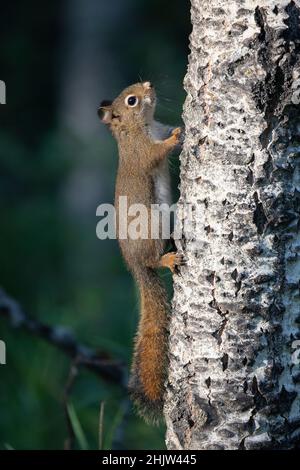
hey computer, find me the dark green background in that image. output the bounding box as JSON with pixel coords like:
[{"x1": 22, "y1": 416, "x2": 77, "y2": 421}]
[{"x1": 0, "y1": 0, "x2": 190, "y2": 449}]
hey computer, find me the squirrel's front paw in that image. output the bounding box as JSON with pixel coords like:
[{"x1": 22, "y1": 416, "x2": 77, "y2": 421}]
[
  {"x1": 171, "y1": 127, "x2": 182, "y2": 143},
  {"x1": 165, "y1": 127, "x2": 182, "y2": 148}
]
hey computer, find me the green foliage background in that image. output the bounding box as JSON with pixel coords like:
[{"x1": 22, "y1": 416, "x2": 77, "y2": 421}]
[{"x1": 0, "y1": 0, "x2": 189, "y2": 449}]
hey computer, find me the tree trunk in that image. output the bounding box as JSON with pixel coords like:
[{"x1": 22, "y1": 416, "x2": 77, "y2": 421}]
[{"x1": 165, "y1": 0, "x2": 300, "y2": 450}]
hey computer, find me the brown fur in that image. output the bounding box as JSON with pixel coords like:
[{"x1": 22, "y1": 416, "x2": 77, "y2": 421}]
[
  {"x1": 129, "y1": 267, "x2": 169, "y2": 423},
  {"x1": 99, "y1": 82, "x2": 182, "y2": 423}
]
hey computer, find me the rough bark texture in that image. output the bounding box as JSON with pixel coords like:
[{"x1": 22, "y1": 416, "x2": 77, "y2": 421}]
[{"x1": 165, "y1": 0, "x2": 300, "y2": 450}]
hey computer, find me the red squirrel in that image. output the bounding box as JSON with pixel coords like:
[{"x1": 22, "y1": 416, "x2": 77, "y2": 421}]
[{"x1": 98, "y1": 81, "x2": 184, "y2": 423}]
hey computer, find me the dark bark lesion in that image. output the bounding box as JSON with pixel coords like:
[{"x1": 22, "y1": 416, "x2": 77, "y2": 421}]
[
  {"x1": 253, "y1": 2, "x2": 300, "y2": 120},
  {"x1": 253, "y1": 191, "x2": 268, "y2": 234}
]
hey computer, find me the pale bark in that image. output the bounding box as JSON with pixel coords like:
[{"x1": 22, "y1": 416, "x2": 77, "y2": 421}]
[{"x1": 165, "y1": 0, "x2": 300, "y2": 450}]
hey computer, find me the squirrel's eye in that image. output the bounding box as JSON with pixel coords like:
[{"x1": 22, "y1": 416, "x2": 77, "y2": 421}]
[{"x1": 125, "y1": 95, "x2": 138, "y2": 107}]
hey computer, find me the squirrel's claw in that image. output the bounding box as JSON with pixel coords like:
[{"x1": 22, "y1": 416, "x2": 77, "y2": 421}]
[{"x1": 173, "y1": 253, "x2": 187, "y2": 275}]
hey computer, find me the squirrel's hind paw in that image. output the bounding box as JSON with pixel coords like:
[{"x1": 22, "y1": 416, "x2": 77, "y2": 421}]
[{"x1": 160, "y1": 251, "x2": 186, "y2": 274}]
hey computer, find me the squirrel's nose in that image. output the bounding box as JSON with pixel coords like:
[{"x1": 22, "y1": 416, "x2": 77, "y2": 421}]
[{"x1": 143, "y1": 81, "x2": 152, "y2": 89}]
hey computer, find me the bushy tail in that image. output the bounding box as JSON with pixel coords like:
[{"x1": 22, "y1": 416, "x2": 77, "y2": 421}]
[{"x1": 128, "y1": 267, "x2": 170, "y2": 424}]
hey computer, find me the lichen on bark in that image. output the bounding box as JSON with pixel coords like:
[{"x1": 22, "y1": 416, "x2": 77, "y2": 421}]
[{"x1": 165, "y1": 0, "x2": 300, "y2": 450}]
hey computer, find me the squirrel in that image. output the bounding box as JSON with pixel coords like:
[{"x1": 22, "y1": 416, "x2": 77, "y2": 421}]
[{"x1": 98, "y1": 81, "x2": 184, "y2": 424}]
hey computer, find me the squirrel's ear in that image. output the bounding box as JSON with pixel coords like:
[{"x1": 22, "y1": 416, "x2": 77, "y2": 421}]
[{"x1": 98, "y1": 100, "x2": 113, "y2": 124}]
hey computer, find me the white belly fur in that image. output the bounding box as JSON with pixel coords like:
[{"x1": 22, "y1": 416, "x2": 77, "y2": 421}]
[{"x1": 150, "y1": 121, "x2": 172, "y2": 206}]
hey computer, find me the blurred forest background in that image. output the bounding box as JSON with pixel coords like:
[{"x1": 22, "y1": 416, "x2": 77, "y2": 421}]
[{"x1": 0, "y1": 0, "x2": 190, "y2": 449}]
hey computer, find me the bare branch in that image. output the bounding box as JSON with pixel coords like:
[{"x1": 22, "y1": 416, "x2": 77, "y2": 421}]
[{"x1": 0, "y1": 288, "x2": 126, "y2": 386}]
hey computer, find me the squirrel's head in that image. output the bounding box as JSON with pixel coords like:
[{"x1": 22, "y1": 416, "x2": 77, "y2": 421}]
[{"x1": 98, "y1": 81, "x2": 156, "y2": 135}]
